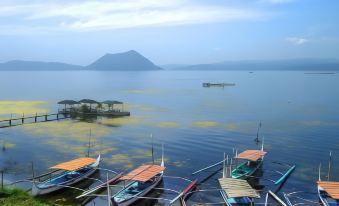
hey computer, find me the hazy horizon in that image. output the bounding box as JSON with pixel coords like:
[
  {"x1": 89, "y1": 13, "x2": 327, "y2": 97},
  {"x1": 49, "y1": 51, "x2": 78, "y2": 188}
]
[{"x1": 1, "y1": 0, "x2": 338, "y2": 65}]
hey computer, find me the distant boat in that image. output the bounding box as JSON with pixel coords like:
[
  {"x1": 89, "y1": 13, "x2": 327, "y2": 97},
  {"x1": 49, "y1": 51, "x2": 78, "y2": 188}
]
[
  {"x1": 232, "y1": 143, "x2": 267, "y2": 179},
  {"x1": 32, "y1": 155, "x2": 100, "y2": 196},
  {"x1": 110, "y1": 146, "x2": 165, "y2": 206},
  {"x1": 202, "y1": 82, "x2": 235, "y2": 87}
]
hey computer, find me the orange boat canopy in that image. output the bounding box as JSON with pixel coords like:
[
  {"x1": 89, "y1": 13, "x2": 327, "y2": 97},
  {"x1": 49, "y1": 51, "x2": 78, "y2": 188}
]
[
  {"x1": 317, "y1": 181, "x2": 339, "y2": 199},
  {"x1": 120, "y1": 164, "x2": 165, "y2": 182},
  {"x1": 235, "y1": 150, "x2": 267, "y2": 162},
  {"x1": 50, "y1": 157, "x2": 96, "y2": 171}
]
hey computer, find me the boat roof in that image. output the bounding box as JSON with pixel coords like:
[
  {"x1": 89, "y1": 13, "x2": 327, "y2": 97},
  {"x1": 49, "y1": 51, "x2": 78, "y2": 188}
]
[
  {"x1": 120, "y1": 164, "x2": 165, "y2": 182},
  {"x1": 218, "y1": 178, "x2": 260, "y2": 198},
  {"x1": 235, "y1": 150, "x2": 267, "y2": 161},
  {"x1": 317, "y1": 181, "x2": 339, "y2": 199},
  {"x1": 50, "y1": 157, "x2": 96, "y2": 171}
]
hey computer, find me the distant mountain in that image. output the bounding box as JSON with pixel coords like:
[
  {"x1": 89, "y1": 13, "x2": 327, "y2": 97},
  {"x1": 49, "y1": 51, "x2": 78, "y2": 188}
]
[
  {"x1": 0, "y1": 60, "x2": 83, "y2": 71},
  {"x1": 87, "y1": 50, "x2": 162, "y2": 70},
  {"x1": 174, "y1": 59, "x2": 339, "y2": 71}
]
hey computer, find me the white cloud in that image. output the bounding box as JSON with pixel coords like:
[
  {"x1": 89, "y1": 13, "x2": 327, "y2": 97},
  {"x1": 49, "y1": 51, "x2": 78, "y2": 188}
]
[
  {"x1": 0, "y1": 0, "x2": 265, "y2": 33},
  {"x1": 286, "y1": 37, "x2": 309, "y2": 45}
]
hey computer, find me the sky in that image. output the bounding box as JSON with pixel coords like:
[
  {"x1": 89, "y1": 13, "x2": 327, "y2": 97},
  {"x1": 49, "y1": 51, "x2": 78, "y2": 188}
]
[{"x1": 0, "y1": 0, "x2": 338, "y2": 65}]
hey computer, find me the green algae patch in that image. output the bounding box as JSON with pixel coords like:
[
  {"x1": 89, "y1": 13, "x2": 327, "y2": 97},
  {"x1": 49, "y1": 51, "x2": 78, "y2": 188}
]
[
  {"x1": 0, "y1": 101, "x2": 49, "y2": 119},
  {"x1": 110, "y1": 154, "x2": 134, "y2": 169},
  {"x1": 224, "y1": 123, "x2": 239, "y2": 130},
  {"x1": 125, "y1": 103, "x2": 170, "y2": 112},
  {"x1": 23, "y1": 121, "x2": 111, "y2": 142},
  {"x1": 1, "y1": 140, "x2": 16, "y2": 150},
  {"x1": 171, "y1": 160, "x2": 186, "y2": 168},
  {"x1": 192, "y1": 121, "x2": 219, "y2": 128},
  {"x1": 99, "y1": 116, "x2": 147, "y2": 126},
  {"x1": 123, "y1": 89, "x2": 165, "y2": 95},
  {"x1": 0, "y1": 187, "x2": 50, "y2": 206},
  {"x1": 301, "y1": 120, "x2": 339, "y2": 127},
  {"x1": 156, "y1": 121, "x2": 178, "y2": 128}
]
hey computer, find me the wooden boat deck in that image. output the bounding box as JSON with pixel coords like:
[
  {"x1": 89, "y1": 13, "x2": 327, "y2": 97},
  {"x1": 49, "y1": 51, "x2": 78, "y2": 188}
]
[{"x1": 317, "y1": 181, "x2": 339, "y2": 199}]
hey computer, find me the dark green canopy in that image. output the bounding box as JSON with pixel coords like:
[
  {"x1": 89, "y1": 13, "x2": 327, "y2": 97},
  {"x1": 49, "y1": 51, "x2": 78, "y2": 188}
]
[
  {"x1": 101, "y1": 100, "x2": 123, "y2": 105},
  {"x1": 79, "y1": 99, "x2": 99, "y2": 104},
  {"x1": 57, "y1": 100, "x2": 79, "y2": 105}
]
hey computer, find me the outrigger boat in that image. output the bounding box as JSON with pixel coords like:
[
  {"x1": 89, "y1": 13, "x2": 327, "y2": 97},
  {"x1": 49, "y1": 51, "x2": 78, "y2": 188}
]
[
  {"x1": 110, "y1": 147, "x2": 165, "y2": 206},
  {"x1": 32, "y1": 155, "x2": 100, "y2": 196},
  {"x1": 232, "y1": 144, "x2": 267, "y2": 179},
  {"x1": 218, "y1": 154, "x2": 260, "y2": 206}
]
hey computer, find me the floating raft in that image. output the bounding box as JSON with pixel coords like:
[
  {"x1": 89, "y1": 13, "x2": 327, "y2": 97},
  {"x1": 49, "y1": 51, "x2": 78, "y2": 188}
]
[{"x1": 202, "y1": 82, "x2": 236, "y2": 87}]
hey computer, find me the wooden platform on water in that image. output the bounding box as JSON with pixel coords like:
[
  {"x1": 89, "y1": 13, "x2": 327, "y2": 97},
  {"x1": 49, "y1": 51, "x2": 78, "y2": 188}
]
[
  {"x1": 202, "y1": 82, "x2": 236, "y2": 87},
  {"x1": 0, "y1": 113, "x2": 67, "y2": 128},
  {"x1": 0, "y1": 110, "x2": 130, "y2": 128}
]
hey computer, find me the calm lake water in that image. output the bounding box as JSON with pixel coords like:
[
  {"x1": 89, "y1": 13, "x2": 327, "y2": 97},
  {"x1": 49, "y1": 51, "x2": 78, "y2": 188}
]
[{"x1": 0, "y1": 71, "x2": 338, "y2": 205}]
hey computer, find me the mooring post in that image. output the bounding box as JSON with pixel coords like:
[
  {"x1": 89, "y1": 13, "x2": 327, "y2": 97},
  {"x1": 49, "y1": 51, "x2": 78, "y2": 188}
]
[
  {"x1": 35, "y1": 112, "x2": 37, "y2": 123},
  {"x1": 9, "y1": 120, "x2": 11, "y2": 126},
  {"x1": 31, "y1": 162, "x2": 35, "y2": 179},
  {"x1": 1, "y1": 170, "x2": 3, "y2": 189},
  {"x1": 45, "y1": 112, "x2": 47, "y2": 121},
  {"x1": 22, "y1": 113, "x2": 24, "y2": 124},
  {"x1": 57, "y1": 113, "x2": 59, "y2": 120}
]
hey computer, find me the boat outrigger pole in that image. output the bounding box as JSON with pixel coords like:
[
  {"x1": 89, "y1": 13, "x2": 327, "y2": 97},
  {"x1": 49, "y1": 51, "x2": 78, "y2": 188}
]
[
  {"x1": 254, "y1": 121, "x2": 262, "y2": 143},
  {"x1": 151, "y1": 133, "x2": 154, "y2": 164},
  {"x1": 327, "y1": 151, "x2": 332, "y2": 181}
]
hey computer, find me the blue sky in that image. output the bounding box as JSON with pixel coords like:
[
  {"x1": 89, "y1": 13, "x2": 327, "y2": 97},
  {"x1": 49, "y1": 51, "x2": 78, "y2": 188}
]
[{"x1": 0, "y1": 0, "x2": 338, "y2": 65}]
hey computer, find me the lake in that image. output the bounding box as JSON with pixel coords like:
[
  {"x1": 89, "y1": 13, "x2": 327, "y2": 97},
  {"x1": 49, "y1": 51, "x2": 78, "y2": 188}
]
[{"x1": 0, "y1": 70, "x2": 338, "y2": 205}]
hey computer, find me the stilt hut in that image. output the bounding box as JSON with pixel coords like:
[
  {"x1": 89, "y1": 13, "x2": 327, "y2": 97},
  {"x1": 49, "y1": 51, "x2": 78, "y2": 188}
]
[{"x1": 57, "y1": 100, "x2": 79, "y2": 113}]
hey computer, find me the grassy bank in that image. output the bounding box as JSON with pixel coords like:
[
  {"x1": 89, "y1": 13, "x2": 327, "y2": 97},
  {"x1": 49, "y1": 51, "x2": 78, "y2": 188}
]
[{"x1": 0, "y1": 187, "x2": 50, "y2": 206}]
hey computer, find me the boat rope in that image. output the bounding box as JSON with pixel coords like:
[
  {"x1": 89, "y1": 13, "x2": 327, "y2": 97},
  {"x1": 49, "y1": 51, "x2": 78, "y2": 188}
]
[
  {"x1": 83, "y1": 177, "x2": 104, "y2": 184},
  {"x1": 293, "y1": 196, "x2": 319, "y2": 204},
  {"x1": 153, "y1": 187, "x2": 180, "y2": 194},
  {"x1": 191, "y1": 201, "x2": 226, "y2": 205},
  {"x1": 37, "y1": 183, "x2": 87, "y2": 192},
  {"x1": 192, "y1": 159, "x2": 224, "y2": 175},
  {"x1": 134, "y1": 196, "x2": 172, "y2": 201},
  {"x1": 96, "y1": 168, "x2": 119, "y2": 174},
  {"x1": 184, "y1": 188, "x2": 222, "y2": 196},
  {"x1": 285, "y1": 191, "x2": 317, "y2": 196},
  {"x1": 163, "y1": 175, "x2": 193, "y2": 182}
]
